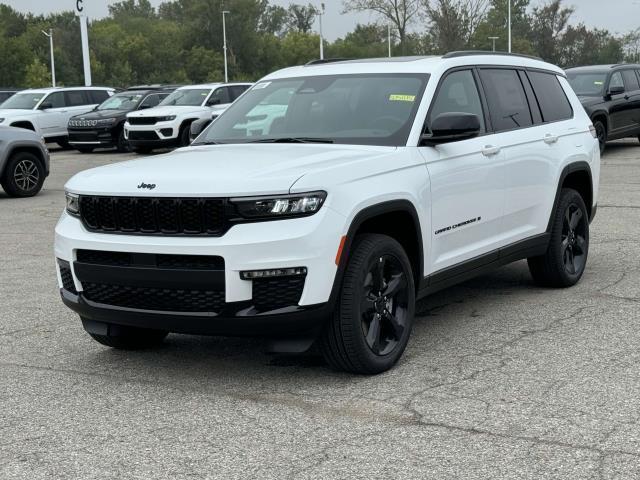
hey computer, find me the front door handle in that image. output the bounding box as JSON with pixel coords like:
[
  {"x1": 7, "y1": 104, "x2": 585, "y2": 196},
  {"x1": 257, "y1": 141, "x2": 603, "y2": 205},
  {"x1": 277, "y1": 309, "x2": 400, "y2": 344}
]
[
  {"x1": 481, "y1": 145, "x2": 501, "y2": 156},
  {"x1": 544, "y1": 134, "x2": 559, "y2": 144}
]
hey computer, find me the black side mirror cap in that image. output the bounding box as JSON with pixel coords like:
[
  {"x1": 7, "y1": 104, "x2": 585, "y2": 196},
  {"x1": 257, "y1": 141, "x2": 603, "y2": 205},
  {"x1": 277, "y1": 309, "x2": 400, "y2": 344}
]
[
  {"x1": 39, "y1": 102, "x2": 53, "y2": 110},
  {"x1": 421, "y1": 112, "x2": 481, "y2": 146},
  {"x1": 607, "y1": 85, "x2": 625, "y2": 97}
]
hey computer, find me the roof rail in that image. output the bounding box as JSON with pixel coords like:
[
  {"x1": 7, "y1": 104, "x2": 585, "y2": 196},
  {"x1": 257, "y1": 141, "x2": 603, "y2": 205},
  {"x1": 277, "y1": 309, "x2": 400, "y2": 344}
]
[
  {"x1": 305, "y1": 58, "x2": 351, "y2": 66},
  {"x1": 443, "y1": 51, "x2": 543, "y2": 61}
]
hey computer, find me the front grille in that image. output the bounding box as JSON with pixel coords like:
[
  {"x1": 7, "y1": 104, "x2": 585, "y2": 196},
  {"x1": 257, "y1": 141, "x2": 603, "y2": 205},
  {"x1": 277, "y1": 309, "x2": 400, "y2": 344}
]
[
  {"x1": 78, "y1": 196, "x2": 227, "y2": 235},
  {"x1": 128, "y1": 117, "x2": 158, "y2": 125},
  {"x1": 69, "y1": 131, "x2": 99, "y2": 141},
  {"x1": 128, "y1": 130, "x2": 159, "y2": 140},
  {"x1": 82, "y1": 283, "x2": 225, "y2": 312},
  {"x1": 253, "y1": 276, "x2": 305, "y2": 312},
  {"x1": 69, "y1": 119, "x2": 98, "y2": 127},
  {"x1": 58, "y1": 260, "x2": 77, "y2": 294},
  {"x1": 76, "y1": 249, "x2": 224, "y2": 270}
]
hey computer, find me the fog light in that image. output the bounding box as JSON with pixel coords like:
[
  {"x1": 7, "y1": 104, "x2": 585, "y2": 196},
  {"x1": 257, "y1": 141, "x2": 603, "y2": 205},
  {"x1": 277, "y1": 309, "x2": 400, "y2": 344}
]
[{"x1": 241, "y1": 267, "x2": 307, "y2": 280}]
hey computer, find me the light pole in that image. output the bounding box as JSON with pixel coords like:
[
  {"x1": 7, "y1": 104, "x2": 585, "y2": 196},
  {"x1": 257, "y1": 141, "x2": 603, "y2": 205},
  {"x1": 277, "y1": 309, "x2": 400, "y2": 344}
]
[
  {"x1": 41, "y1": 29, "x2": 55, "y2": 87},
  {"x1": 488, "y1": 36, "x2": 499, "y2": 52},
  {"x1": 318, "y1": 3, "x2": 325, "y2": 60},
  {"x1": 508, "y1": 0, "x2": 512, "y2": 53},
  {"x1": 388, "y1": 25, "x2": 392, "y2": 57},
  {"x1": 222, "y1": 10, "x2": 230, "y2": 83}
]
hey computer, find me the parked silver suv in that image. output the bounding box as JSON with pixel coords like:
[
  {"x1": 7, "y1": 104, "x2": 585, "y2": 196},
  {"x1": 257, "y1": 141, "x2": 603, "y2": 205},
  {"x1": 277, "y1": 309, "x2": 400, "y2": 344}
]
[{"x1": 0, "y1": 126, "x2": 50, "y2": 197}]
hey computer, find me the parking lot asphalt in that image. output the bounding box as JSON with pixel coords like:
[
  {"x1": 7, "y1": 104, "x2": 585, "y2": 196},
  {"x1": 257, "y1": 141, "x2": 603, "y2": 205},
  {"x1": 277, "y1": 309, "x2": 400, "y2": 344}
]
[{"x1": 2, "y1": 141, "x2": 640, "y2": 479}]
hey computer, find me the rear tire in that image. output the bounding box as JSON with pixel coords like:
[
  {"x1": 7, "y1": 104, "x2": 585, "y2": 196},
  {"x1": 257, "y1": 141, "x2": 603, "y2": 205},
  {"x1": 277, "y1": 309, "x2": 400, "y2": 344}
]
[
  {"x1": 320, "y1": 233, "x2": 415, "y2": 374},
  {"x1": 528, "y1": 188, "x2": 589, "y2": 288},
  {"x1": 57, "y1": 138, "x2": 72, "y2": 150},
  {"x1": 593, "y1": 119, "x2": 606, "y2": 154},
  {"x1": 86, "y1": 322, "x2": 168, "y2": 350},
  {"x1": 1, "y1": 151, "x2": 45, "y2": 197}
]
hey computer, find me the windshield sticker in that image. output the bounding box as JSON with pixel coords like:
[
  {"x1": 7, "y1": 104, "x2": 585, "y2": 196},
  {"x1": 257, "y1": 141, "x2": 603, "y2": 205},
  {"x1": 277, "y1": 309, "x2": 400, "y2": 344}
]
[
  {"x1": 594, "y1": 81, "x2": 603, "y2": 85},
  {"x1": 389, "y1": 94, "x2": 416, "y2": 102},
  {"x1": 253, "y1": 82, "x2": 271, "y2": 90}
]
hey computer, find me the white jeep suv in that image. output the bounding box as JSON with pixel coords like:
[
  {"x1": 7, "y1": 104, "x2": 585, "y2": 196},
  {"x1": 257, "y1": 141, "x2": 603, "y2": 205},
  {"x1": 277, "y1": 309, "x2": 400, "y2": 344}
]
[
  {"x1": 56, "y1": 53, "x2": 599, "y2": 374},
  {"x1": 124, "y1": 82, "x2": 252, "y2": 153},
  {"x1": 0, "y1": 87, "x2": 114, "y2": 148}
]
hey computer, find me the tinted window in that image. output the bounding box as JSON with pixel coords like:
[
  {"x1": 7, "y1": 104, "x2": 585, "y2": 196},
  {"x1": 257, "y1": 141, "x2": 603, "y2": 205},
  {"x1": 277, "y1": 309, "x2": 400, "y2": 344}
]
[
  {"x1": 622, "y1": 70, "x2": 640, "y2": 91},
  {"x1": 159, "y1": 88, "x2": 210, "y2": 106},
  {"x1": 567, "y1": 71, "x2": 607, "y2": 96},
  {"x1": 609, "y1": 72, "x2": 624, "y2": 91},
  {"x1": 65, "y1": 90, "x2": 87, "y2": 106},
  {"x1": 206, "y1": 87, "x2": 231, "y2": 106},
  {"x1": 139, "y1": 94, "x2": 162, "y2": 109},
  {"x1": 479, "y1": 69, "x2": 532, "y2": 131},
  {"x1": 428, "y1": 70, "x2": 485, "y2": 132},
  {"x1": 44, "y1": 92, "x2": 66, "y2": 108},
  {"x1": 89, "y1": 90, "x2": 110, "y2": 103},
  {"x1": 527, "y1": 71, "x2": 572, "y2": 122},
  {"x1": 230, "y1": 85, "x2": 250, "y2": 101}
]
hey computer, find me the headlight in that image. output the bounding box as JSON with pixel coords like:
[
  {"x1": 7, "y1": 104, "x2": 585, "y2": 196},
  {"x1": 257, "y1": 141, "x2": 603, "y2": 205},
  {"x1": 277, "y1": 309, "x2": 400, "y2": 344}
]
[
  {"x1": 65, "y1": 192, "x2": 80, "y2": 216},
  {"x1": 97, "y1": 118, "x2": 117, "y2": 126},
  {"x1": 157, "y1": 115, "x2": 176, "y2": 122},
  {"x1": 231, "y1": 191, "x2": 326, "y2": 220}
]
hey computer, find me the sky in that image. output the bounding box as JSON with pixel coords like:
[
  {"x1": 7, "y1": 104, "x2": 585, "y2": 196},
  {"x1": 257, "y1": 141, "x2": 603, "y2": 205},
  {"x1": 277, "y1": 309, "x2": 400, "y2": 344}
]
[{"x1": 2, "y1": 0, "x2": 639, "y2": 40}]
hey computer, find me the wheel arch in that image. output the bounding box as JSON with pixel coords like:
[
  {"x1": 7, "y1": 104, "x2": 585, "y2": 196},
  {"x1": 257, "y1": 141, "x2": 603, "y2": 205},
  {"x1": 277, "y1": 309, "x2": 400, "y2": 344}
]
[
  {"x1": 590, "y1": 111, "x2": 608, "y2": 132},
  {"x1": 548, "y1": 161, "x2": 594, "y2": 231},
  {"x1": 330, "y1": 200, "x2": 424, "y2": 303}
]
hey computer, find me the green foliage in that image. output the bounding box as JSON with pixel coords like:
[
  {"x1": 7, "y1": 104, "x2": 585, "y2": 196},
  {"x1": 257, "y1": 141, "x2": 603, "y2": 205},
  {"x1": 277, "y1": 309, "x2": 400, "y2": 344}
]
[{"x1": 0, "y1": 0, "x2": 634, "y2": 89}]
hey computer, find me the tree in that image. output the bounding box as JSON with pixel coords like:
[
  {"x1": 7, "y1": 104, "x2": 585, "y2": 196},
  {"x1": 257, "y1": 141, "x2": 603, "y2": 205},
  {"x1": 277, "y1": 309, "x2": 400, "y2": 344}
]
[
  {"x1": 24, "y1": 58, "x2": 51, "y2": 87},
  {"x1": 423, "y1": 0, "x2": 489, "y2": 53},
  {"x1": 471, "y1": 0, "x2": 533, "y2": 53},
  {"x1": 109, "y1": 0, "x2": 156, "y2": 19},
  {"x1": 260, "y1": 5, "x2": 289, "y2": 36},
  {"x1": 343, "y1": 0, "x2": 420, "y2": 53},
  {"x1": 528, "y1": 0, "x2": 573, "y2": 64},
  {"x1": 622, "y1": 28, "x2": 640, "y2": 64},
  {"x1": 287, "y1": 4, "x2": 318, "y2": 33}
]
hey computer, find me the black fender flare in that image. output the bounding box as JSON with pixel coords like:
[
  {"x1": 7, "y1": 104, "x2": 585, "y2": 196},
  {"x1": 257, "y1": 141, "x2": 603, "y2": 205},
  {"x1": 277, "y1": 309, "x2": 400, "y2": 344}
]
[
  {"x1": 327, "y1": 199, "x2": 424, "y2": 308},
  {"x1": 547, "y1": 161, "x2": 594, "y2": 232}
]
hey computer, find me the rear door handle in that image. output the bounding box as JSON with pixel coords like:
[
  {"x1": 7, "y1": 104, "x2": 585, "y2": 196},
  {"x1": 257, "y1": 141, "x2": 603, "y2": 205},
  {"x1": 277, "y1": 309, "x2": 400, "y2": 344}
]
[
  {"x1": 481, "y1": 145, "x2": 501, "y2": 156},
  {"x1": 544, "y1": 134, "x2": 559, "y2": 144}
]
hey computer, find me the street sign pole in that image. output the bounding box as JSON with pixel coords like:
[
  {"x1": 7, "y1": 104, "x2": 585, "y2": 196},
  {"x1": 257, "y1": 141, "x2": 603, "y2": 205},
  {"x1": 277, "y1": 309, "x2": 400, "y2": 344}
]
[{"x1": 76, "y1": 0, "x2": 92, "y2": 86}]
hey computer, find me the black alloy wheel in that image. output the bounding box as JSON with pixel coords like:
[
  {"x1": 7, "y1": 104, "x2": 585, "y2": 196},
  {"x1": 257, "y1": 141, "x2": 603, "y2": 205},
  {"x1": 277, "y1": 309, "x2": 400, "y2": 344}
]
[
  {"x1": 594, "y1": 120, "x2": 606, "y2": 154},
  {"x1": 528, "y1": 188, "x2": 589, "y2": 287},
  {"x1": 1, "y1": 152, "x2": 45, "y2": 197},
  {"x1": 360, "y1": 254, "x2": 410, "y2": 356},
  {"x1": 321, "y1": 233, "x2": 415, "y2": 374}
]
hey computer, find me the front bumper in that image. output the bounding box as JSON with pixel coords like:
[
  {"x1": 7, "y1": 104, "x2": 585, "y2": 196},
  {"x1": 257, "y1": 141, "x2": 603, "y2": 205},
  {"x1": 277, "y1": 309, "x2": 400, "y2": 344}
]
[
  {"x1": 54, "y1": 207, "x2": 345, "y2": 336},
  {"x1": 68, "y1": 127, "x2": 117, "y2": 148},
  {"x1": 124, "y1": 121, "x2": 180, "y2": 148}
]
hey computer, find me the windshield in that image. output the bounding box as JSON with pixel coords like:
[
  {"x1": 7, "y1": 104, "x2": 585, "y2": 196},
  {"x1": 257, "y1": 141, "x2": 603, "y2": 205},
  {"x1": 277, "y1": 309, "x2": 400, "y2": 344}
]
[
  {"x1": 97, "y1": 92, "x2": 144, "y2": 111},
  {"x1": 0, "y1": 92, "x2": 45, "y2": 109},
  {"x1": 567, "y1": 72, "x2": 607, "y2": 96},
  {"x1": 159, "y1": 88, "x2": 210, "y2": 107},
  {"x1": 194, "y1": 74, "x2": 429, "y2": 147}
]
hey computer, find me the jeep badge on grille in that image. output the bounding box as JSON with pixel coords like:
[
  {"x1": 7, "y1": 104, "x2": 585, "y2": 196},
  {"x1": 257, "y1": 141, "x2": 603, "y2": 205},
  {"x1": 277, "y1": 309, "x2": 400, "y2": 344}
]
[{"x1": 137, "y1": 182, "x2": 156, "y2": 190}]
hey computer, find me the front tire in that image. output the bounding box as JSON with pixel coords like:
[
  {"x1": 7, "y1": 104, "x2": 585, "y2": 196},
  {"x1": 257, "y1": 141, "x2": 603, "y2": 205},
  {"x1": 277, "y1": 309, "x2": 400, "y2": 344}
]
[
  {"x1": 528, "y1": 188, "x2": 589, "y2": 287},
  {"x1": 320, "y1": 234, "x2": 415, "y2": 374},
  {"x1": 116, "y1": 129, "x2": 130, "y2": 152},
  {"x1": 133, "y1": 146, "x2": 152, "y2": 154},
  {"x1": 1, "y1": 152, "x2": 45, "y2": 197},
  {"x1": 77, "y1": 147, "x2": 94, "y2": 154},
  {"x1": 179, "y1": 124, "x2": 191, "y2": 147},
  {"x1": 86, "y1": 321, "x2": 168, "y2": 350},
  {"x1": 594, "y1": 120, "x2": 606, "y2": 154}
]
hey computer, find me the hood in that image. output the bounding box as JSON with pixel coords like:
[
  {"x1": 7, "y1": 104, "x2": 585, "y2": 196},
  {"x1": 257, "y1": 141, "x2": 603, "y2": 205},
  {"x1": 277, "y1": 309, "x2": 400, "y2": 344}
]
[
  {"x1": 577, "y1": 96, "x2": 604, "y2": 108},
  {"x1": 0, "y1": 108, "x2": 37, "y2": 119},
  {"x1": 65, "y1": 143, "x2": 397, "y2": 197},
  {"x1": 127, "y1": 105, "x2": 207, "y2": 118},
  {"x1": 72, "y1": 109, "x2": 129, "y2": 120}
]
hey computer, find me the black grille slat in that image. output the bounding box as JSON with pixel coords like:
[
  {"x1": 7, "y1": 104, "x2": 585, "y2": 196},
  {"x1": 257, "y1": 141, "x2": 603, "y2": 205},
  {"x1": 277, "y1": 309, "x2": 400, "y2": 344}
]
[
  {"x1": 128, "y1": 117, "x2": 158, "y2": 125},
  {"x1": 128, "y1": 131, "x2": 159, "y2": 140},
  {"x1": 253, "y1": 276, "x2": 305, "y2": 312},
  {"x1": 82, "y1": 283, "x2": 225, "y2": 312},
  {"x1": 76, "y1": 250, "x2": 224, "y2": 270},
  {"x1": 79, "y1": 196, "x2": 227, "y2": 236},
  {"x1": 58, "y1": 260, "x2": 77, "y2": 294}
]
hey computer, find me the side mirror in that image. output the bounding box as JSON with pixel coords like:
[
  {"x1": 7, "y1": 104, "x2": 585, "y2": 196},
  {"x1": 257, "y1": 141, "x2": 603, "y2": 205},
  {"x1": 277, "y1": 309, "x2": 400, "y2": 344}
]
[
  {"x1": 189, "y1": 119, "x2": 210, "y2": 142},
  {"x1": 39, "y1": 102, "x2": 53, "y2": 110},
  {"x1": 138, "y1": 104, "x2": 151, "y2": 110},
  {"x1": 421, "y1": 112, "x2": 481, "y2": 146},
  {"x1": 607, "y1": 85, "x2": 625, "y2": 97}
]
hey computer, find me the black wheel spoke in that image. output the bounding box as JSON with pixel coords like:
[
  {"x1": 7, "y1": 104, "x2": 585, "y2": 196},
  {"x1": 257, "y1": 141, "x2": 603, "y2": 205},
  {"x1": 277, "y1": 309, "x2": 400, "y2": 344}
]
[
  {"x1": 384, "y1": 310, "x2": 405, "y2": 340},
  {"x1": 569, "y1": 209, "x2": 583, "y2": 230},
  {"x1": 365, "y1": 314, "x2": 382, "y2": 353},
  {"x1": 382, "y1": 272, "x2": 406, "y2": 297},
  {"x1": 361, "y1": 294, "x2": 375, "y2": 317},
  {"x1": 373, "y1": 256, "x2": 386, "y2": 292},
  {"x1": 575, "y1": 235, "x2": 587, "y2": 255},
  {"x1": 565, "y1": 248, "x2": 575, "y2": 274}
]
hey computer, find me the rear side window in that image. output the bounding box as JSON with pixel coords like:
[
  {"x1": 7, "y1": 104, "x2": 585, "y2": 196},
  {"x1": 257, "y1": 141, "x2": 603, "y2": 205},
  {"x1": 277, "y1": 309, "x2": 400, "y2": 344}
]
[
  {"x1": 428, "y1": 69, "x2": 485, "y2": 133},
  {"x1": 206, "y1": 87, "x2": 231, "y2": 106},
  {"x1": 230, "y1": 85, "x2": 250, "y2": 101},
  {"x1": 139, "y1": 94, "x2": 162, "y2": 109},
  {"x1": 88, "y1": 90, "x2": 110, "y2": 104},
  {"x1": 479, "y1": 69, "x2": 532, "y2": 132},
  {"x1": 66, "y1": 90, "x2": 88, "y2": 106},
  {"x1": 622, "y1": 70, "x2": 640, "y2": 91},
  {"x1": 527, "y1": 71, "x2": 573, "y2": 123}
]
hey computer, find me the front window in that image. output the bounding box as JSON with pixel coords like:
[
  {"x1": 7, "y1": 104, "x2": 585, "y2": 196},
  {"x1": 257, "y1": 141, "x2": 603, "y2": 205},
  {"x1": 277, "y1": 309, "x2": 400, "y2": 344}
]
[
  {"x1": 194, "y1": 74, "x2": 429, "y2": 147},
  {"x1": 1, "y1": 92, "x2": 46, "y2": 109},
  {"x1": 159, "y1": 89, "x2": 210, "y2": 107},
  {"x1": 97, "y1": 92, "x2": 144, "y2": 111},
  {"x1": 567, "y1": 71, "x2": 608, "y2": 96}
]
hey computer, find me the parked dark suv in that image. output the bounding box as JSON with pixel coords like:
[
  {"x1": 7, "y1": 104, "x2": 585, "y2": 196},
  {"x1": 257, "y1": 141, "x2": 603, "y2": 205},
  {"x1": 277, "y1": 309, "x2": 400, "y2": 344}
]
[
  {"x1": 67, "y1": 86, "x2": 178, "y2": 153},
  {"x1": 566, "y1": 64, "x2": 640, "y2": 153}
]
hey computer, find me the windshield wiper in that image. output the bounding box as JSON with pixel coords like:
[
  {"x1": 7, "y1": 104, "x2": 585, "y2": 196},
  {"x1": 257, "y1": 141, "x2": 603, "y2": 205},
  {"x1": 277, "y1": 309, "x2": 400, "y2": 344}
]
[{"x1": 249, "y1": 137, "x2": 334, "y2": 144}]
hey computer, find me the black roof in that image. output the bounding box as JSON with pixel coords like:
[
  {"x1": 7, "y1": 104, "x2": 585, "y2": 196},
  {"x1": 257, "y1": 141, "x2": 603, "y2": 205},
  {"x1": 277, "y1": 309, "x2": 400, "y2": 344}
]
[
  {"x1": 443, "y1": 50, "x2": 543, "y2": 61},
  {"x1": 124, "y1": 84, "x2": 182, "y2": 91}
]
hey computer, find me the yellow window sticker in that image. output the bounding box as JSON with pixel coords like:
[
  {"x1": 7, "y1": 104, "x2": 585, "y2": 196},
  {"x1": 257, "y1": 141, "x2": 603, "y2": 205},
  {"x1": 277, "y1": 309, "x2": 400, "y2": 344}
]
[
  {"x1": 594, "y1": 81, "x2": 603, "y2": 85},
  {"x1": 389, "y1": 94, "x2": 416, "y2": 102}
]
